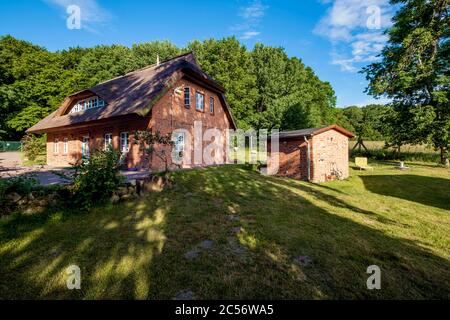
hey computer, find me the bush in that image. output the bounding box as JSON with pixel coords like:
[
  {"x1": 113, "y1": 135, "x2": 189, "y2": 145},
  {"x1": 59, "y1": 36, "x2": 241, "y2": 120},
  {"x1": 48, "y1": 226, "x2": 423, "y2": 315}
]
[
  {"x1": 21, "y1": 134, "x2": 46, "y2": 162},
  {"x1": 71, "y1": 147, "x2": 124, "y2": 210}
]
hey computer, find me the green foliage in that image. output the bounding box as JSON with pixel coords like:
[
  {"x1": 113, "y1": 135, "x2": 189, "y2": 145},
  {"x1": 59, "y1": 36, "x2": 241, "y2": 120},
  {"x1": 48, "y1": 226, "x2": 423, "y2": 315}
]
[
  {"x1": 21, "y1": 133, "x2": 46, "y2": 161},
  {"x1": 362, "y1": 0, "x2": 450, "y2": 164},
  {"x1": 71, "y1": 147, "x2": 124, "y2": 210},
  {"x1": 188, "y1": 37, "x2": 259, "y2": 129}
]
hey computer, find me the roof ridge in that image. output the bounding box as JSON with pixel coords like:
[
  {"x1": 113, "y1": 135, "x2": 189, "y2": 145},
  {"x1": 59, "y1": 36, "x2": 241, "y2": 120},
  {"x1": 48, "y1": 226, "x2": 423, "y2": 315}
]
[{"x1": 92, "y1": 51, "x2": 195, "y2": 88}]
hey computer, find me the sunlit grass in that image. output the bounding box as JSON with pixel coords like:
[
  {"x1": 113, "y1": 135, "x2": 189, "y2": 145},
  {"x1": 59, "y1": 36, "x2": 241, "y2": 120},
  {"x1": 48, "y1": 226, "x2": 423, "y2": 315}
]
[{"x1": 0, "y1": 161, "x2": 449, "y2": 299}]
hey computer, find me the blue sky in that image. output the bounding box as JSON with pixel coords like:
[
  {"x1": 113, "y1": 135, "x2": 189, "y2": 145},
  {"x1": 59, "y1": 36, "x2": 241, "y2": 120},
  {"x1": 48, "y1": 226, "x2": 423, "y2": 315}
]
[{"x1": 0, "y1": 0, "x2": 395, "y2": 107}]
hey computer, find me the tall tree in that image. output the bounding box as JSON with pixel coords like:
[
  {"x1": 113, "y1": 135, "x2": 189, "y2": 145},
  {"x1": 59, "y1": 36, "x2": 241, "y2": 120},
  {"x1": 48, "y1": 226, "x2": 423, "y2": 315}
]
[
  {"x1": 363, "y1": 0, "x2": 450, "y2": 165},
  {"x1": 188, "y1": 37, "x2": 258, "y2": 129}
]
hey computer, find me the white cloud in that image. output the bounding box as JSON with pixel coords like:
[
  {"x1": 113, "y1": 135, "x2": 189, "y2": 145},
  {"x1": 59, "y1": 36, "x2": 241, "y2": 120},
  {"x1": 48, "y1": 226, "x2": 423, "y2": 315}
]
[
  {"x1": 44, "y1": 0, "x2": 112, "y2": 33},
  {"x1": 314, "y1": 0, "x2": 395, "y2": 72},
  {"x1": 240, "y1": 31, "x2": 260, "y2": 40},
  {"x1": 240, "y1": 1, "x2": 267, "y2": 19},
  {"x1": 232, "y1": 0, "x2": 267, "y2": 40}
]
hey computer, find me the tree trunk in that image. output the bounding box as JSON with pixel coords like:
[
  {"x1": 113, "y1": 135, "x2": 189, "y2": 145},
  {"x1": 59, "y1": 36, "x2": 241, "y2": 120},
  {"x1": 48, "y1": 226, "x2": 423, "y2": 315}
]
[{"x1": 440, "y1": 146, "x2": 449, "y2": 166}]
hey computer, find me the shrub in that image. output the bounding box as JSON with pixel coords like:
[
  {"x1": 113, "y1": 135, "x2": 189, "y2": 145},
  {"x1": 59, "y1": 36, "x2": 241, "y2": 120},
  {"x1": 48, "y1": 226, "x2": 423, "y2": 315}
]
[
  {"x1": 71, "y1": 147, "x2": 124, "y2": 210},
  {"x1": 21, "y1": 134, "x2": 46, "y2": 162}
]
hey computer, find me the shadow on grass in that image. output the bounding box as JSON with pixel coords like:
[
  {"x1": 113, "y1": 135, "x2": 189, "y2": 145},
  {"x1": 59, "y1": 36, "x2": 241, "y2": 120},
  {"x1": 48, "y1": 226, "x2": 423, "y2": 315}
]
[
  {"x1": 360, "y1": 175, "x2": 450, "y2": 211},
  {"x1": 0, "y1": 165, "x2": 449, "y2": 299}
]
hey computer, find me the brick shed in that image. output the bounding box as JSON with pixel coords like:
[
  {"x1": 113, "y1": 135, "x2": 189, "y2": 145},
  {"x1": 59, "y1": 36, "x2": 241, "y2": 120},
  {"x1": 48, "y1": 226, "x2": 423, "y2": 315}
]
[{"x1": 267, "y1": 125, "x2": 354, "y2": 183}]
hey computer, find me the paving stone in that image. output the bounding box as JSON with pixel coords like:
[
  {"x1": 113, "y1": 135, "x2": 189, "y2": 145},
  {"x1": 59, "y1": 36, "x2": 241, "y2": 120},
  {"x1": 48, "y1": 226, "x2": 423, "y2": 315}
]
[
  {"x1": 200, "y1": 240, "x2": 214, "y2": 250},
  {"x1": 294, "y1": 255, "x2": 313, "y2": 267},
  {"x1": 174, "y1": 289, "x2": 195, "y2": 300},
  {"x1": 184, "y1": 249, "x2": 199, "y2": 261},
  {"x1": 227, "y1": 215, "x2": 240, "y2": 221},
  {"x1": 231, "y1": 226, "x2": 243, "y2": 234}
]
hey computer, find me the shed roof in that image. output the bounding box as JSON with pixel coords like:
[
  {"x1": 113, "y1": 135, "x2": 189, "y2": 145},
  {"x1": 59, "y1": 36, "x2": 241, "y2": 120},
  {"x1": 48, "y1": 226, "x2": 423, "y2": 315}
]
[
  {"x1": 272, "y1": 124, "x2": 354, "y2": 139},
  {"x1": 27, "y1": 52, "x2": 236, "y2": 133}
]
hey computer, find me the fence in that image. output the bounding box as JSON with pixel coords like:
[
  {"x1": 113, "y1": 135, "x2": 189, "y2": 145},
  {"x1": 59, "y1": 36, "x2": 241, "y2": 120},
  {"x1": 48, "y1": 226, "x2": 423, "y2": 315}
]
[{"x1": 0, "y1": 141, "x2": 22, "y2": 152}]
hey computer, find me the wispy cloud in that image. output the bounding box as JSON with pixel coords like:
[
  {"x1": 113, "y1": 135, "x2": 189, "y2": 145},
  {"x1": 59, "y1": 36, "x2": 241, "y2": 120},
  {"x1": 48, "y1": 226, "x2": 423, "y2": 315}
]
[
  {"x1": 240, "y1": 31, "x2": 261, "y2": 40},
  {"x1": 232, "y1": 0, "x2": 268, "y2": 40},
  {"x1": 44, "y1": 0, "x2": 112, "y2": 33},
  {"x1": 314, "y1": 0, "x2": 395, "y2": 72}
]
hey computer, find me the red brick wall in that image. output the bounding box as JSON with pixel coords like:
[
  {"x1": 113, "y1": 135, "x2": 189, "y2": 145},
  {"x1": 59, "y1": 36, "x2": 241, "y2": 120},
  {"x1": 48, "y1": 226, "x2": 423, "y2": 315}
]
[
  {"x1": 148, "y1": 78, "x2": 232, "y2": 171},
  {"x1": 310, "y1": 130, "x2": 349, "y2": 182},
  {"x1": 267, "y1": 129, "x2": 350, "y2": 182},
  {"x1": 267, "y1": 139, "x2": 310, "y2": 180},
  {"x1": 45, "y1": 77, "x2": 232, "y2": 171},
  {"x1": 46, "y1": 116, "x2": 149, "y2": 168}
]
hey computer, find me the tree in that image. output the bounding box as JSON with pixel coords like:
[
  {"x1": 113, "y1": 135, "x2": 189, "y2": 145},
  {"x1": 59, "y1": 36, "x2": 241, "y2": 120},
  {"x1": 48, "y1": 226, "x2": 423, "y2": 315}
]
[
  {"x1": 363, "y1": 0, "x2": 450, "y2": 165},
  {"x1": 188, "y1": 37, "x2": 258, "y2": 129}
]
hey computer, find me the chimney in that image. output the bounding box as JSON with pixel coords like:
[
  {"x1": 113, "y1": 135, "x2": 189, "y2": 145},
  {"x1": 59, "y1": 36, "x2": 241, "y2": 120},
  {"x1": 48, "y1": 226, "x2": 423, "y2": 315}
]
[{"x1": 156, "y1": 54, "x2": 160, "y2": 66}]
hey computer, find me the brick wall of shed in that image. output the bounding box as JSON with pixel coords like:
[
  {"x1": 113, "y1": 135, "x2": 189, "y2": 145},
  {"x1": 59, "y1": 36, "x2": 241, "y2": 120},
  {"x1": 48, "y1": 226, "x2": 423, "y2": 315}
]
[
  {"x1": 267, "y1": 138, "x2": 310, "y2": 180},
  {"x1": 310, "y1": 130, "x2": 349, "y2": 182}
]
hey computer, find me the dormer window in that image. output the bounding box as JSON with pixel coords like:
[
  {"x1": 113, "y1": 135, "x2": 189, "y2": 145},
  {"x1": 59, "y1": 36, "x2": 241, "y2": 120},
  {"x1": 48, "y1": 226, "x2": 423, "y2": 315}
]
[{"x1": 69, "y1": 97, "x2": 105, "y2": 114}]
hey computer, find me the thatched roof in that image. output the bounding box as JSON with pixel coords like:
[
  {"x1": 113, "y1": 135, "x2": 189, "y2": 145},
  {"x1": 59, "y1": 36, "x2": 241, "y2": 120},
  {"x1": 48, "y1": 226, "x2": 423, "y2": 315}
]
[{"x1": 28, "y1": 52, "x2": 236, "y2": 133}]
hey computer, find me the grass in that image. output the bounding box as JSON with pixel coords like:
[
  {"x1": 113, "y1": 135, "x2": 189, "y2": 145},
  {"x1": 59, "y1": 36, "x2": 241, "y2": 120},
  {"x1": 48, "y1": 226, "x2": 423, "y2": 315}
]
[
  {"x1": 349, "y1": 140, "x2": 440, "y2": 163},
  {"x1": 0, "y1": 161, "x2": 449, "y2": 299}
]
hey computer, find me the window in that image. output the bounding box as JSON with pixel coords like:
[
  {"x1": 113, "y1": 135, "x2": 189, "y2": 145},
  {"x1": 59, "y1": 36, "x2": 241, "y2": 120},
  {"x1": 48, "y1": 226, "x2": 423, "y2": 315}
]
[
  {"x1": 104, "y1": 133, "x2": 112, "y2": 150},
  {"x1": 195, "y1": 92, "x2": 204, "y2": 111},
  {"x1": 209, "y1": 97, "x2": 214, "y2": 114},
  {"x1": 70, "y1": 97, "x2": 105, "y2": 114},
  {"x1": 54, "y1": 138, "x2": 59, "y2": 154},
  {"x1": 173, "y1": 132, "x2": 185, "y2": 158},
  {"x1": 184, "y1": 87, "x2": 190, "y2": 107},
  {"x1": 120, "y1": 132, "x2": 129, "y2": 153},
  {"x1": 81, "y1": 136, "x2": 90, "y2": 158},
  {"x1": 63, "y1": 138, "x2": 68, "y2": 154}
]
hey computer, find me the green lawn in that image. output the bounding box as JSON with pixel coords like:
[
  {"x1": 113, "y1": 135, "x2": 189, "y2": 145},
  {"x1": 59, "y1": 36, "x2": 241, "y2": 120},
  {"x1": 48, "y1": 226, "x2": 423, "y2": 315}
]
[{"x1": 0, "y1": 161, "x2": 449, "y2": 299}]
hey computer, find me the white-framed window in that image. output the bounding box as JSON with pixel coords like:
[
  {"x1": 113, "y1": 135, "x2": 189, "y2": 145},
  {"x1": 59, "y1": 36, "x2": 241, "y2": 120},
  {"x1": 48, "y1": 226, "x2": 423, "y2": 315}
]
[
  {"x1": 209, "y1": 97, "x2": 214, "y2": 114},
  {"x1": 69, "y1": 97, "x2": 105, "y2": 114},
  {"x1": 81, "y1": 136, "x2": 90, "y2": 158},
  {"x1": 184, "y1": 87, "x2": 190, "y2": 107},
  {"x1": 63, "y1": 138, "x2": 68, "y2": 154},
  {"x1": 195, "y1": 91, "x2": 204, "y2": 111},
  {"x1": 54, "y1": 138, "x2": 59, "y2": 154},
  {"x1": 104, "y1": 133, "x2": 112, "y2": 150},
  {"x1": 173, "y1": 132, "x2": 185, "y2": 158},
  {"x1": 120, "y1": 132, "x2": 129, "y2": 153}
]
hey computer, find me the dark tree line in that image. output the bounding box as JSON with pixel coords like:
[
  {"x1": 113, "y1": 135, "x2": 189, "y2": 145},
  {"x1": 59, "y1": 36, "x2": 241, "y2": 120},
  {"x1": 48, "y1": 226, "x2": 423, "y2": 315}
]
[{"x1": 0, "y1": 35, "x2": 339, "y2": 139}]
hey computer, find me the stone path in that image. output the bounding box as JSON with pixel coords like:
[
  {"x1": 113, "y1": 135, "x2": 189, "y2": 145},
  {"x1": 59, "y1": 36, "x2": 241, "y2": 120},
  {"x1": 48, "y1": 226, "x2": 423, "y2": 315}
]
[{"x1": 0, "y1": 152, "x2": 151, "y2": 186}]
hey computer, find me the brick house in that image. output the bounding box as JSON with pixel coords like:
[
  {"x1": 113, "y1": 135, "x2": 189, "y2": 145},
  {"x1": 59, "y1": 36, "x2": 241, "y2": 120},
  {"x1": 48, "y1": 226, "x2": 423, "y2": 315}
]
[
  {"x1": 27, "y1": 52, "x2": 236, "y2": 171},
  {"x1": 267, "y1": 125, "x2": 354, "y2": 183}
]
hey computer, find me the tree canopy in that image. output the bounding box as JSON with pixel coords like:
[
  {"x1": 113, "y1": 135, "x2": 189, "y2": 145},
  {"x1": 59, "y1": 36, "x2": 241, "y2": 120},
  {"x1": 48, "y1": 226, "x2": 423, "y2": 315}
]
[
  {"x1": 362, "y1": 0, "x2": 449, "y2": 164},
  {"x1": 0, "y1": 35, "x2": 344, "y2": 139}
]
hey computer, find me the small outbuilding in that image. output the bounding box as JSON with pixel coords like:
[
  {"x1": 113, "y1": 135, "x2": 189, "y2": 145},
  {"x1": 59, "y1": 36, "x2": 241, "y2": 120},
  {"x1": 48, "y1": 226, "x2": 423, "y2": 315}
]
[{"x1": 267, "y1": 125, "x2": 354, "y2": 183}]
